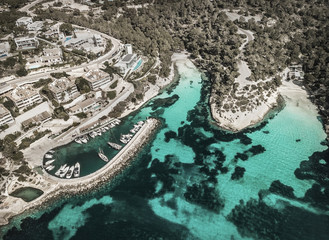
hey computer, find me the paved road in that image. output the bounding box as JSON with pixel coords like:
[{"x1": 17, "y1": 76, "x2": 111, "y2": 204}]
[
  {"x1": 1, "y1": 35, "x2": 121, "y2": 86},
  {"x1": 19, "y1": 0, "x2": 43, "y2": 15},
  {"x1": 2, "y1": 5, "x2": 123, "y2": 86}
]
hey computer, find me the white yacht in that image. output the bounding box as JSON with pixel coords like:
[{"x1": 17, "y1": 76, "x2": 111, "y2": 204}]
[
  {"x1": 66, "y1": 166, "x2": 75, "y2": 179},
  {"x1": 59, "y1": 166, "x2": 70, "y2": 178},
  {"x1": 98, "y1": 148, "x2": 109, "y2": 162},
  {"x1": 46, "y1": 165, "x2": 55, "y2": 171},
  {"x1": 55, "y1": 164, "x2": 67, "y2": 176},
  {"x1": 73, "y1": 162, "x2": 80, "y2": 178},
  {"x1": 45, "y1": 154, "x2": 53, "y2": 159},
  {"x1": 45, "y1": 159, "x2": 55, "y2": 165}
]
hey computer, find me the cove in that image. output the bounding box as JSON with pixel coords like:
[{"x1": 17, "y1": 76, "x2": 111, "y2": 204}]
[{"x1": 2, "y1": 56, "x2": 329, "y2": 240}]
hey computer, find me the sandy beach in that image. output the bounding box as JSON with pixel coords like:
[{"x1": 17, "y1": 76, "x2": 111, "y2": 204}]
[{"x1": 211, "y1": 69, "x2": 314, "y2": 133}]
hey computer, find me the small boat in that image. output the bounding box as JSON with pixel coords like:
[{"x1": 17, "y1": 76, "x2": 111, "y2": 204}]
[
  {"x1": 81, "y1": 137, "x2": 87, "y2": 144},
  {"x1": 66, "y1": 166, "x2": 75, "y2": 179},
  {"x1": 89, "y1": 131, "x2": 96, "y2": 138},
  {"x1": 104, "y1": 126, "x2": 109, "y2": 130},
  {"x1": 45, "y1": 154, "x2": 53, "y2": 159},
  {"x1": 98, "y1": 148, "x2": 109, "y2": 162},
  {"x1": 101, "y1": 128, "x2": 106, "y2": 133},
  {"x1": 96, "y1": 130, "x2": 102, "y2": 136},
  {"x1": 59, "y1": 166, "x2": 70, "y2": 178},
  {"x1": 46, "y1": 165, "x2": 55, "y2": 171},
  {"x1": 107, "y1": 142, "x2": 122, "y2": 150},
  {"x1": 55, "y1": 164, "x2": 67, "y2": 176},
  {"x1": 48, "y1": 150, "x2": 55, "y2": 154},
  {"x1": 73, "y1": 162, "x2": 80, "y2": 178},
  {"x1": 45, "y1": 159, "x2": 55, "y2": 165},
  {"x1": 75, "y1": 138, "x2": 82, "y2": 144}
]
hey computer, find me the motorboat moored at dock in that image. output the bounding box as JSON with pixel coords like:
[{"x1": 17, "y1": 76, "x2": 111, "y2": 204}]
[{"x1": 73, "y1": 162, "x2": 80, "y2": 178}]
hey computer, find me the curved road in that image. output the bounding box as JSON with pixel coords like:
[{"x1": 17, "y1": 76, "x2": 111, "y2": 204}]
[{"x1": 2, "y1": 1, "x2": 123, "y2": 86}]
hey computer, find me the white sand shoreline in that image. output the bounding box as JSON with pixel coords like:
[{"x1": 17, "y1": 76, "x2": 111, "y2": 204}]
[{"x1": 211, "y1": 76, "x2": 315, "y2": 133}]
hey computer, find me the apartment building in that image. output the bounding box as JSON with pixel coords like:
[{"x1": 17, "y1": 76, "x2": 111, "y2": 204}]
[
  {"x1": 0, "y1": 104, "x2": 14, "y2": 127},
  {"x1": 93, "y1": 34, "x2": 105, "y2": 47},
  {"x1": 14, "y1": 37, "x2": 39, "y2": 50},
  {"x1": 7, "y1": 84, "x2": 42, "y2": 110},
  {"x1": 27, "y1": 21, "x2": 43, "y2": 31},
  {"x1": 48, "y1": 77, "x2": 78, "y2": 103},
  {"x1": 16, "y1": 17, "x2": 33, "y2": 27},
  {"x1": 0, "y1": 42, "x2": 10, "y2": 58},
  {"x1": 115, "y1": 53, "x2": 140, "y2": 75},
  {"x1": 69, "y1": 98, "x2": 101, "y2": 114},
  {"x1": 26, "y1": 47, "x2": 63, "y2": 69},
  {"x1": 83, "y1": 70, "x2": 111, "y2": 90}
]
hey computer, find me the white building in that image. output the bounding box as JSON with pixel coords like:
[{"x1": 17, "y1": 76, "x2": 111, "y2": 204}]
[
  {"x1": 15, "y1": 37, "x2": 39, "y2": 50},
  {"x1": 93, "y1": 34, "x2": 104, "y2": 47},
  {"x1": 7, "y1": 84, "x2": 42, "y2": 111},
  {"x1": 64, "y1": 31, "x2": 105, "y2": 54},
  {"x1": 48, "y1": 77, "x2": 79, "y2": 103},
  {"x1": 288, "y1": 65, "x2": 304, "y2": 80},
  {"x1": 27, "y1": 21, "x2": 43, "y2": 31},
  {"x1": 83, "y1": 70, "x2": 111, "y2": 90},
  {"x1": 125, "y1": 44, "x2": 132, "y2": 54},
  {"x1": 0, "y1": 42, "x2": 10, "y2": 58},
  {"x1": 69, "y1": 98, "x2": 101, "y2": 114},
  {"x1": 115, "y1": 53, "x2": 140, "y2": 75},
  {"x1": 0, "y1": 104, "x2": 14, "y2": 127},
  {"x1": 26, "y1": 47, "x2": 63, "y2": 69},
  {"x1": 16, "y1": 17, "x2": 33, "y2": 27}
]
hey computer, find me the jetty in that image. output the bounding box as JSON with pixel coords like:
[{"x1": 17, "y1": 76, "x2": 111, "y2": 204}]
[{"x1": 0, "y1": 118, "x2": 160, "y2": 227}]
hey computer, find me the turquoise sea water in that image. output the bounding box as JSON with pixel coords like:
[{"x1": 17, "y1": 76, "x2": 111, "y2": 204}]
[{"x1": 2, "y1": 58, "x2": 329, "y2": 240}]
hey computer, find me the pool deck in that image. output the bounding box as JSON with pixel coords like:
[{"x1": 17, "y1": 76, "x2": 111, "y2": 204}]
[{"x1": 0, "y1": 118, "x2": 160, "y2": 228}]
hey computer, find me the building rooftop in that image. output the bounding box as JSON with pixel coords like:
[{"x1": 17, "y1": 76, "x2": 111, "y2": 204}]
[
  {"x1": 78, "y1": 98, "x2": 95, "y2": 109},
  {"x1": 48, "y1": 78, "x2": 75, "y2": 93},
  {"x1": 8, "y1": 84, "x2": 39, "y2": 101},
  {"x1": 84, "y1": 70, "x2": 110, "y2": 83},
  {"x1": 0, "y1": 42, "x2": 10, "y2": 51},
  {"x1": 122, "y1": 54, "x2": 135, "y2": 62},
  {"x1": 15, "y1": 36, "x2": 37, "y2": 42},
  {"x1": 27, "y1": 21, "x2": 43, "y2": 29},
  {"x1": 43, "y1": 47, "x2": 62, "y2": 56},
  {"x1": 21, "y1": 111, "x2": 51, "y2": 128},
  {"x1": 0, "y1": 104, "x2": 10, "y2": 118},
  {"x1": 17, "y1": 17, "x2": 32, "y2": 22}
]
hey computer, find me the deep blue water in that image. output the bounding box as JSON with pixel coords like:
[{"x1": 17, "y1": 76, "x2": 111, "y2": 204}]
[{"x1": 1, "y1": 58, "x2": 329, "y2": 240}]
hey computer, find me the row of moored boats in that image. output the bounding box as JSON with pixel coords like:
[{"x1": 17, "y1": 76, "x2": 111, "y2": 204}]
[
  {"x1": 119, "y1": 121, "x2": 144, "y2": 144},
  {"x1": 44, "y1": 150, "x2": 56, "y2": 171},
  {"x1": 55, "y1": 162, "x2": 80, "y2": 178},
  {"x1": 75, "y1": 119, "x2": 121, "y2": 144},
  {"x1": 44, "y1": 150, "x2": 80, "y2": 179}
]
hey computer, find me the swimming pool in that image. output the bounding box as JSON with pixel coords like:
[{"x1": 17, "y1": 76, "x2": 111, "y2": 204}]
[{"x1": 133, "y1": 58, "x2": 143, "y2": 71}]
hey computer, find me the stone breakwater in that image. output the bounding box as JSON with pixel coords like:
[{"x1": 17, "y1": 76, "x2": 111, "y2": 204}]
[{"x1": 0, "y1": 118, "x2": 161, "y2": 228}]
